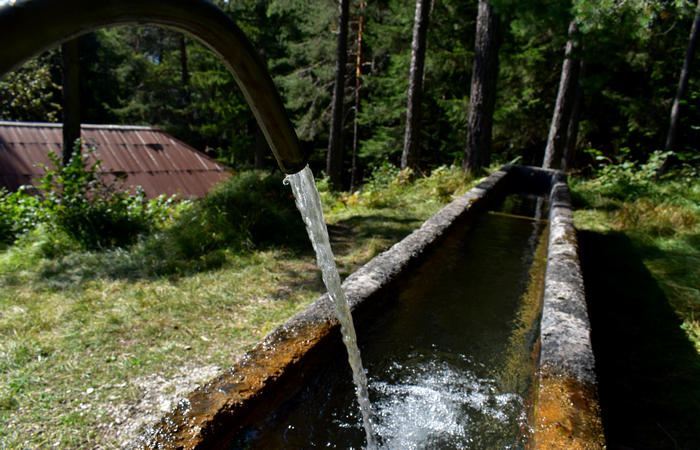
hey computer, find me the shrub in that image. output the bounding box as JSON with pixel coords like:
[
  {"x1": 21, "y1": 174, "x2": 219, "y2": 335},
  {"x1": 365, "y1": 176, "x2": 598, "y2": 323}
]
[
  {"x1": 146, "y1": 170, "x2": 308, "y2": 273},
  {"x1": 582, "y1": 148, "x2": 671, "y2": 201},
  {"x1": 573, "y1": 149, "x2": 700, "y2": 237},
  {"x1": 0, "y1": 187, "x2": 43, "y2": 246},
  {"x1": 0, "y1": 142, "x2": 182, "y2": 251},
  {"x1": 34, "y1": 146, "x2": 180, "y2": 250},
  {"x1": 201, "y1": 170, "x2": 306, "y2": 247}
]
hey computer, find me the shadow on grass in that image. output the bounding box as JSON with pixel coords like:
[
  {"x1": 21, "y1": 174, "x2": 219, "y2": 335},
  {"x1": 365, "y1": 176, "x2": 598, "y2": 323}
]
[
  {"x1": 30, "y1": 214, "x2": 422, "y2": 291},
  {"x1": 579, "y1": 230, "x2": 700, "y2": 449},
  {"x1": 329, "y1": 214, "x2": 421, "y2": 251},
  {"x1": 32, "y1": 247, "x2": 302, "y2": 291}
]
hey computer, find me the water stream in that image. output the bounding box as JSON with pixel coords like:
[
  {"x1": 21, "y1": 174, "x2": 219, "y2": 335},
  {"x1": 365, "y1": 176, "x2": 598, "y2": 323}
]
[{"x1": 286, "y1": 166, "x2": 378, "y2": 449}]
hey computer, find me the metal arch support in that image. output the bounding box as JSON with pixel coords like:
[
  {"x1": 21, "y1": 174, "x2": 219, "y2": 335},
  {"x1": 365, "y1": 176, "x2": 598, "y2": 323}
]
[{"x1": 0, "y1": 0, "x2": 307, "y2": 174}]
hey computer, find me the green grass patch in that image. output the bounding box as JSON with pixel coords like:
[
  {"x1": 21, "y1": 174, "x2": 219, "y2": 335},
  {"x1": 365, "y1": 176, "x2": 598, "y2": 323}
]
[
  {"x1": 571, "y1": 155, "x2": 700, "y2": 353},
  {"x1": 0, "y1": 164, "x2": 476, "y2": 448}
]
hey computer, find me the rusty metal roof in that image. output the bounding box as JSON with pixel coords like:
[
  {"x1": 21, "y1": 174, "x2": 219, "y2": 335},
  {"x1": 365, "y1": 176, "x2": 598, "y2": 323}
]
[{"x1": 0, "y1": 121, "x2": 231, "y2": 199}]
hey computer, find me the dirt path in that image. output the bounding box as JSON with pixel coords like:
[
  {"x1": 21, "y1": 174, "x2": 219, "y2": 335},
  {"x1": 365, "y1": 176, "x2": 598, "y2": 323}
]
[{"x1": 96, "y1": 364, "x2": 220, "y2": 448}]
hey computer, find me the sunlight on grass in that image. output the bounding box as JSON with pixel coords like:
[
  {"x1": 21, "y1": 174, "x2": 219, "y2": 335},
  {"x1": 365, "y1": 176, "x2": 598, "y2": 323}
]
[
  {"x1": 0, "y1": 247, "x2": 323, "y2": 447},
  {"x1": 0, "y1": 165, "x2": 475, "y2": 447},
  {"x1": 572, "y1": 171, "x2": 700, "y2": 355}
]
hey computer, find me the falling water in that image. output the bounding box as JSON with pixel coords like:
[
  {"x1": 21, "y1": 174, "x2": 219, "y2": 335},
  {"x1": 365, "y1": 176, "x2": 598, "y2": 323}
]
[{"x1": 286, "y1": 165, "x2": 378, "y2": 449}]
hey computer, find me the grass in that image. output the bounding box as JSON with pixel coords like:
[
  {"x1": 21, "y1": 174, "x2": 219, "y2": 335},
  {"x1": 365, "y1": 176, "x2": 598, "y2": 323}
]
[
  {"x1": 571, "y1": 165, "x2": 700, "y2": 447},
  {"x1": 570, "y1": 168, "x2": 700, "y2": 353},
  {"x1": 0, "y1": 165, "x2": 476, "y2": 448},
  {"x1": 3, "y1": 157, "x2": 697, "y2": 447},
  {"x1": 0, "y1": 246, "x2": 322, "y2": 447}
]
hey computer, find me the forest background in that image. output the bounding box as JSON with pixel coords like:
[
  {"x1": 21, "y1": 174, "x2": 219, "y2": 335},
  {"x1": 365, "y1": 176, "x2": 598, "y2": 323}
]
[
  {"x1": 1, "y1": 0, "x2": 700, "y2": 447},
  {"x1": 1, "y1": 0, "x2": 698, "y2": 183}
]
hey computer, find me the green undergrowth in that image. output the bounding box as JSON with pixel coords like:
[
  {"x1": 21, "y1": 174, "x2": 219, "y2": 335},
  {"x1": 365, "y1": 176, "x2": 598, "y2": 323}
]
[
  {"x1": 321, "y1": 164, "x2": 478, "y2": 275},
  {"x1": 0, "y1": 164, "x2": 476, "y2": 448},
  {"x1": 571, "y1": 152, "x2": 700, "y2": 353}
]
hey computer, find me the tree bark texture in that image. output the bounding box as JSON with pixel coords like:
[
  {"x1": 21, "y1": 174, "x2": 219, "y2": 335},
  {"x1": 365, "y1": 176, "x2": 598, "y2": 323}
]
[
  {"x1": 326, "y1": 0, "x2": 350, "y2": 189},
  {"x1": 562, "y1": 60, "x2": 585, "y2": 171},
  {"x1": 61, "y1": 38, "x2": 81, "y2": 165},
  {"x1": 401, "y1": 0, "x2": 431, "y2": 171},
  {"x1": 350, "y1": 1, "x2": 365, "y2": 191},
  {"x1": 542, "y1": 21, "x2": 579, "y2": 170},
  {"x1": 664, "y1": 1, "x2": 700, "y2": 153},
  {"x1": 463, "y1": 0, "x2": 501, "y2": 176}
]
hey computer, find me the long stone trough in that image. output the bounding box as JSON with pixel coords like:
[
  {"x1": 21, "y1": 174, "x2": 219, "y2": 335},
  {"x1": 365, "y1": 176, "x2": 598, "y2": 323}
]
[{"x1": 135, "y1": 164, "x2": 604, "y2": 449}]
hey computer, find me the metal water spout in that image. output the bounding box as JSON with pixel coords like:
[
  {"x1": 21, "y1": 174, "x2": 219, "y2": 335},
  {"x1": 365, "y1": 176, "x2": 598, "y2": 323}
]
[{"x1": 0, "y1": 0, "x2": 308, "y2": 174}]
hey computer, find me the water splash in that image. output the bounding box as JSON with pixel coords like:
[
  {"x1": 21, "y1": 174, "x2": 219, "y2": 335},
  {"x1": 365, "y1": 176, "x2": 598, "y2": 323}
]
[
  {"x1": 370, "y1": 358, "x2": 524, "y2": 449},
  {"x1": 286, "y1": 165, "x2": 377, "y2": 449}
]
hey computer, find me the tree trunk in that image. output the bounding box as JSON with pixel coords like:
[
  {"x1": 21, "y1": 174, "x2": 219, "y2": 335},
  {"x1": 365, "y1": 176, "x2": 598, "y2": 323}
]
[
  {"x1": 401, "y1": 0, "x2": 431, "y2": 171},
  {"x1": 562, "y1": 59, "x2": 585, "y2": 171},
  {"x1": 463, "y1": 0, "x2": 501, "y2": 176},
  {"x1": 542, "y1": 20, "x2": 580, "y2": 170},
  {"x1": 660, "y1": 1, "x2": 700, "y2": 174},
  {"x1": 326, "y1": 0, "x2": 350, "y2": 189},
  {"x1": 350, "y1": 1, "x2": 365, "y2": 192},
  {"x1": 61, "y1": 38, "x2": 81, "y2": 166}
]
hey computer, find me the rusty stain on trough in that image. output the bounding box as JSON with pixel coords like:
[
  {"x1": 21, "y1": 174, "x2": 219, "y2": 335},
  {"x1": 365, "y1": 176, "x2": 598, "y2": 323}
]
[
  {"x1": 136, "y1": 320, "x2": 337, "y2": 449},
  {"x1": 533, "y1": 373, "x2": 604, "y2": 449}
]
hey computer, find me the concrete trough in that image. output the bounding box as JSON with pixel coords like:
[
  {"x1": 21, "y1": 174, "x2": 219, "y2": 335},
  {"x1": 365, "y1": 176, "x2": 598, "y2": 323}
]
[{"x1": 135, "y1": 165, "x2": 603, "y2": 449}]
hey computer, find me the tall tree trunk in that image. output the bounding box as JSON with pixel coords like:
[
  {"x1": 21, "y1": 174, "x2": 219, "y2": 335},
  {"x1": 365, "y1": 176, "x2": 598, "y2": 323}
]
[
  {"x1": 660, "y1": 1, "x2": 700, "y2": 174},
  {"x1": 562, "y1": 60, "x2": 585, "y2": 171},
  {"x1": 61, "y1": 38, "x2": 81, "y2": 166},
  {"x1": 327, "y1": 0, "x2": 350, "y2": 189},
  {"x1": 542, "y1": 21, "x2": 580, "y2": 169},
  {"x1": 350, "y1": 1, "x2": 365, "y2": 192},
  {"x1": 401, "y1": 0, "x2": 431, "y2": 171},
  {"x1": 463, "y1": 0, "x2": 501, "y2": 176}
]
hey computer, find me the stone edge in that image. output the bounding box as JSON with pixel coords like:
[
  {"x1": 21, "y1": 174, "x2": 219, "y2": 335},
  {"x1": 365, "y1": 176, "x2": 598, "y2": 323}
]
[{"x1": 533, "y1": 173, "x2": 605, "y2": 448}]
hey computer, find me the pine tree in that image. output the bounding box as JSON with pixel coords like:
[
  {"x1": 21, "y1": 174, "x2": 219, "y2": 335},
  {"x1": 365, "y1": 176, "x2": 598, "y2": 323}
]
[
  {"x1": 463, "y1": 0, "x2": 501, "y2": 175},
  {"x1": 350, "y1": 1, "x2": 366, "y2": 190},
  {"x1": 401, "y1": 0, "x2": 432, "y2": 171},
  {"x1": 327, "y1": 0, "x2": 351, "y2": 188},
  {"x1": 542, "y1": 20, "x2": 580, "y2": 170},
  {"x1": 662, "y1": 0, "x2": 700, "y2": 168}
]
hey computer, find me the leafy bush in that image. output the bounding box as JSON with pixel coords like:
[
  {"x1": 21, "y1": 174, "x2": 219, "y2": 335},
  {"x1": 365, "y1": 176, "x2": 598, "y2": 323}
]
[
  {"x1": 582, "y1": 148, "x2": 671, "y2": 200},
  {"x1": 573, "y1": 149, "x2": 700, "y2": 237},
  {"x1": 145, "y1": 170, "x2": 308, "y2": 273},
  {"x1": 206, "y1": 171, "x2": 307, "y2": 247},
  {"x1": 0, "y1": 142, "x2": 180, "y2": 250},
  {"x1": 0, "y1": 187, "x2": 43, "y2": 246},
  {"x1": 35, "y1": 146, "x2": 180, "y2": 250},
  {"x1": 317, "y1": 163, "x2": 473, "y2": 218}
]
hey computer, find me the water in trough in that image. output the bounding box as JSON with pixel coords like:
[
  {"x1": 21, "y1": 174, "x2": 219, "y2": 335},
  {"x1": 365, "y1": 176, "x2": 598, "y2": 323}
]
[{"x1": 235, "y1": 181, "x2": 549, "y2": 449}]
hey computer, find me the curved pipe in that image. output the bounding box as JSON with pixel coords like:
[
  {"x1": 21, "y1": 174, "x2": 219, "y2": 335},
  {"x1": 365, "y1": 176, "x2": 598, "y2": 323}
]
[{"x1": 0, "y1": 0, "x2": 307, "y2": 174}]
